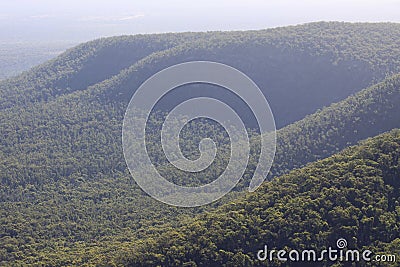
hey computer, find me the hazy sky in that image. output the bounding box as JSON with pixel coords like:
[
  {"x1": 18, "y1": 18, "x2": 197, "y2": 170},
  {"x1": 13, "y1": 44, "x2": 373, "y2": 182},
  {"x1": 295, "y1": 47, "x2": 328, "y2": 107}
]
[{"x1": 0, "y1": 0, "x2": 399, "y2": 42}]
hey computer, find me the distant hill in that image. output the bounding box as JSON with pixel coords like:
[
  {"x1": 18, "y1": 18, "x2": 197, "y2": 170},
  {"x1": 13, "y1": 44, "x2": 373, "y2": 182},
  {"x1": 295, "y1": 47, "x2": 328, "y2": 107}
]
[{"x1": 1, "y1": 22, "x2": 400, "y2": 127}]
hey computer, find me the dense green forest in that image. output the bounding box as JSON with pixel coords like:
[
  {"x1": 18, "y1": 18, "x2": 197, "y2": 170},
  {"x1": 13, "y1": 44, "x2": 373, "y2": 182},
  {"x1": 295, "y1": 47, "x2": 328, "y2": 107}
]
[
  {"x1": 0, "y1": 22, "x2": 400, "y2": 265},
  {"x1": 116, "y1": 129, "x2": 400, "y2": 267}
]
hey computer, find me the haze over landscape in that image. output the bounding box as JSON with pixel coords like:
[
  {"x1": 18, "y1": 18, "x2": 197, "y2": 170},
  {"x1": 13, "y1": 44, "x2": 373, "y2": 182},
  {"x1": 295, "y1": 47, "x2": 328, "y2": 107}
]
[{"x1": 0, "y1": 0, "x2": 399, "y2": 42}]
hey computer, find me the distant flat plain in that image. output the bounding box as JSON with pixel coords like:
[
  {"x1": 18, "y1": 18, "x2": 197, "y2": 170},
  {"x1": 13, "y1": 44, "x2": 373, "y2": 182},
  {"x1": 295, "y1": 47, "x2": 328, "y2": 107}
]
[{"x1": 0, "y1": 41, "x2": 76, "y2": 80}]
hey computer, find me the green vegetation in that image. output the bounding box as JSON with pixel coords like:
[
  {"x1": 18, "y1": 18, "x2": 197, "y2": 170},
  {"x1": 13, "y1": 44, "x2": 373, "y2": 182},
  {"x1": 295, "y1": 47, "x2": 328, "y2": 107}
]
[
  {"x1": 269, "y1": 73, "x2": 400, "y2": 179},
  {"x1": 0, "y1": 22, "x2": 400, "y2": 265},
  {"x1": 116, "y1": 129, "x2": 400, "y2": 266}
]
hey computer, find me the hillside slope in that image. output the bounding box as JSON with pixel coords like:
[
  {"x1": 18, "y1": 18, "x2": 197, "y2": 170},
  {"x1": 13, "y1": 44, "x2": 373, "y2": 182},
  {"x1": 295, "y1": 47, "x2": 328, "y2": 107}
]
[
  {"x1": 0, "y1": 33, "x2": 207, "y2": 109},
  {"x1": 116, "y1": 129, "x2": 400, "y2": 267},
  {"x1": 1, "y1": 22, "x2": 400, "y2": 126},
  {"x1": 268, "y1": 73, "x2": 400, "y2": 178},
  {"x1": 1, "y1": 22, "x2": 400, "y2": 191},
  {"x1": 1, "y1": 59, "x2": 400, "y2": 267}
]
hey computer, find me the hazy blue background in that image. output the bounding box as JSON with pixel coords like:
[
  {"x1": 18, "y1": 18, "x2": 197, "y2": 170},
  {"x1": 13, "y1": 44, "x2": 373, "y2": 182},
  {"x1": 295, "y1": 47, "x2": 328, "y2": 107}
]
[{"x1": 1, "y1": 0, "x2": 399, "y2": 42}]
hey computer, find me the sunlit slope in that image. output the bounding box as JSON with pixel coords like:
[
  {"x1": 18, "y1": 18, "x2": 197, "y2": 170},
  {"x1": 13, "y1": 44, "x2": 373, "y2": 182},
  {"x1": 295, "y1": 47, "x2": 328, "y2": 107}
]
[{"x1": 116, "y1": 129, "x2": 400, "y2": 267}]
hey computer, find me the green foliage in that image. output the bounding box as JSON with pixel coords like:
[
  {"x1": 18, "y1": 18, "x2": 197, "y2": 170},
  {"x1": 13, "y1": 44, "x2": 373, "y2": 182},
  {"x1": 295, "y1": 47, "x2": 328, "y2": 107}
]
[
  {"x1": 116, "y1": 129, "x2": 400, "y2": 266},
  {"x1": 269, "y1": 73, "x2": 400, "y2": 179}
]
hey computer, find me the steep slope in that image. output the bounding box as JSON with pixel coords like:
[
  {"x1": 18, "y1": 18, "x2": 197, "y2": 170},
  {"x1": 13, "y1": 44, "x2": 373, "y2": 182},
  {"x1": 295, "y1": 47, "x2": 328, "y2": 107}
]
[
  {"x1": 1, "y1": 61, "x2": 400, "y2": 267},
  {"x1": 115, "y1": 129, "x2": 400, "y2": 267},
  {"x1": 161, "y1": 73, "x2": 400, "y2": 187},
  {"x1": 1, "y1": 22, "x2": 400, "y2": 126},
  {"x1": 92, "y1": 22, "x2": 400, "y2": 128},
  {"x1": 1, "y1": 22, "x2": 400, "y2": 191},
  {"x1": 268, "y1": 73, "x2": 400, "y2": 178}
]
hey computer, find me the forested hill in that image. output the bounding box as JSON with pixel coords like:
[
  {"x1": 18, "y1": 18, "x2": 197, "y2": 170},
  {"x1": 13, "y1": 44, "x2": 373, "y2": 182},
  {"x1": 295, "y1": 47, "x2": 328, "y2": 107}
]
[
  {"x1": 1, "y1": 22, "x2": 400, "y2": 265},
  {"x1": 0, "y1": 33, "x2": 204, "y2": 108},
  {"x1": 158, "y1": 73, "x2": 400, "y2": 188},
  {"x1": 268, "y1": 73, "x2": 400, "y2": 178},
  {"x1": 115, "y1": 129, "x2": 400, "y2": 267},
  {"x1": 1, "y1": 22, "x2": 400, "y2": 128}
]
